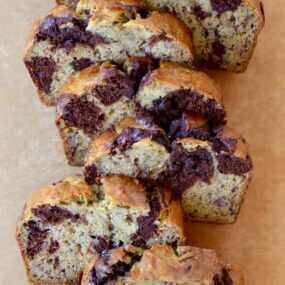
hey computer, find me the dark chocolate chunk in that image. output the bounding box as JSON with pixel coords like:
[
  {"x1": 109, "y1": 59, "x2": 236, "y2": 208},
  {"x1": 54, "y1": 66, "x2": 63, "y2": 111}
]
[
  {"x1": 59, "y1": 95, "x2": 105, "y2": 134},
  {"x1": 217, "y1": 154, "x2": 253, "y2": 176},
  {"x1": 151, "y1": 89, "x2": 225, "y2": 125},
  {"x1": 210, "y1": 0, "x2": 242, "y2": 16},
  {"x1": 214, "y1": 197, "x2": 228, "y2": 207},
  {"x1": 158, "y1": 145, "x2": 214, "y2": 194},
  {"x1": 131, "y1": 216, "x2": 157, "y2": 246},
  {"x1": 48, "y1": 239, "x2": 60, "y2": 254},
  {"x1": 212, "y1": 40, "x2": 226, "y2": 57},
  {"x1": 32, "y1": 205, "x2": 81, "y2": 224},
  {"x1": 221, "y1": 267, "x2": 234, "y2": 285},
  {"x1": 25, "y1": 221, "x2": 49, "y2": 260},
  {"x1": 54, "y1": 256, "x2": 60, "y2": 270},
  {"x1": 149, "y1": 33, "x2": 171, "y2": 47},
  {"x1": 149, "y1": 194, "x2": 161, "y2": 217},
  {"x1": 109, "y1": 127, "x2": 169, "y2": 154},
  {"x1": 184, "y1": 264, "x2": 192, "y2": 273},
  {"x1": 91, "y1": 236, "x2": 111, "y2": 253},
  {"x1": 193, "y1": 5, "x2": 211, "y2": 20},
  {"x1": 212, "y1": 138, "x2": 237, "y2": 154},
  {"x1": 125, "y1": 58, "x2": 156, "y2": 82},
  {"x1": 25, "y1": 57, "x2": 56, "y2": 93},
  {"x1": 71, "y1": 58, "x2": 93, "y2": 72},
  {"x1": 36, "y1": 15, "x2": 109, "y2": 49},
  {"x1": 84, "y1": 165, "x2": 99, "y2": 185},
  {"x1": 91, "y1": 72, "x2": 136, "y2": 106},
  {"x1": 88, "y1": 250, "x2": 140, "y2": 285},
  {"x1": 169, "y1": 118, "x2": 211, "y2": 141}
]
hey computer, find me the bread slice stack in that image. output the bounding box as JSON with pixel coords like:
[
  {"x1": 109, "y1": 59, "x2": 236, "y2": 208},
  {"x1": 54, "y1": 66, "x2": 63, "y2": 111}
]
[{"x1": 17, "y1": 0, "x2": 265, "y2": 283}]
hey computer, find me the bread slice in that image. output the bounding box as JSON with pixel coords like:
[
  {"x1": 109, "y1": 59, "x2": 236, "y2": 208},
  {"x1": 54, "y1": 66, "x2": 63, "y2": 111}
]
[
  {"x1": 136, "y1": 61, "x2": 225, "y2": 126},
  {"x1": 56, "y1": 62, "x2": 137, "y2": 166},
  {"x1": 163, "y1": 125, "x2": 253, "y2": 224},
  {"x1": 24, "y1": 4, "x2": 193, "y2": 105},
  {"x1": 84, "y1": 117, "x2": 170, "y2": 185},
  {"x1": 81, "y1": 244, "x2": 244, "y2": 285},
  {"x1": 16, "y1": 175, "x2": 184, "y2": 284},
  {"x1": 84, "y1": 116, "x2": 253, "y2": 223},
  {"x1": 61, "y1": 0, "x2": 264, "y2": 72}
]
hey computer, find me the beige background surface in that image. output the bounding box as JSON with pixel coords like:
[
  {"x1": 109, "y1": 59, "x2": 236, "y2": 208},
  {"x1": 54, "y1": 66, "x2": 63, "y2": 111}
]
[{"x1": 0, "y1": 1, "x2": 284, "y2": 284}]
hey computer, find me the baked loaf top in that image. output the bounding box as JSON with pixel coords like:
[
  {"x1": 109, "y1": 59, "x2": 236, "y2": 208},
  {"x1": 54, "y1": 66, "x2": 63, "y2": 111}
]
[
  {"x1": 17, "y1": 175, "x2": 184, "y2": 237},
  {"x1": 81, "y1": 244, "x2": 244, "y2": 284},
  {"x1": 136, "y1": 61, "x2": 225, "y2": 125}
]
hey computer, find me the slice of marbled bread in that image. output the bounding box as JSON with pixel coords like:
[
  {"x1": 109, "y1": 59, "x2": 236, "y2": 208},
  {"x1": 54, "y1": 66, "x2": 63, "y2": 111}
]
[
  {"x1": 16, "y1": 175, "x2": 184, "y2": 284},
  {"x1": 81, "y1": 244, "x2": 244, "y2": 285},
  {"x1": 84, "y1": 116, "x2": 253, "y2": 223},
  {"x1": 56, "y1": 62, "x2": 138, "y2": 166},
  {"x1": 24, "y1": 3, "x2": 193, "y2": 105},
  {"x1": 60, "y1": 0, "x2": 264, "y2": 72},
  {"x1": 136, "y1": 61, "x2": 225, "y2": 127}
]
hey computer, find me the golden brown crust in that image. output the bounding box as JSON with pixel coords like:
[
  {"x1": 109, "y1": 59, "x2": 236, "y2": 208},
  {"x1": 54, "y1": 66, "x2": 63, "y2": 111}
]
[
  {"x1": 85, "y1": 131, "x2": 116, "y2": 165},
  {"x1": 126, "y1": 11, "x2": 193, "y2": 57},
  {"x1": 102, "y1": 175, "x2": 150, "y2": 210},
  {"x1": 82, "y1": 0, "x2": 146, "y2": 10},
  {"x1": 59, "y1": 62, "x2": 126, "y2": 96},
  {"x1": 141, "y1": 61, "x2": 222, "y2": 102},
  {"x1": 128, "y1": 245, "x2": 221, "y2": 282},
  {"x1": 157, "y1": 189, "x2": 185, "y2": 239},
  {"x1": 16, "y1": 176, "x2": 93, "y2": 229}
]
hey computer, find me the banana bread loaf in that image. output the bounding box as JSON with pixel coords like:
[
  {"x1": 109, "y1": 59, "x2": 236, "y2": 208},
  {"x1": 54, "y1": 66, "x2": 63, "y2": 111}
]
[
  {"x1": 61, "y1": 0, "x2": 265, "y2": 72},
  {"x1": 16, "y1": 175, "x2": 184, "y2": 284},
  {"x1": 24, "y1": 4, "x2": 193, "y2": 105},
  {"x1": 84, "y1": 116, "x2": 252, "y2": 223},
  {"x1": 81, "y1": 244, "x2": 244, "y2": 285}
]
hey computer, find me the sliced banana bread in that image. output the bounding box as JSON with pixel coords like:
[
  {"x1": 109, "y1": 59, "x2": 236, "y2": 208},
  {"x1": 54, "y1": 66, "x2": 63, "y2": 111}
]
[
  {"x1": 84, "y1": 117, "x2": 170, "y2": 184},
  {"x1": 61, "y1": 0, "x2": 264, "y2": 72},
  {"x1": 84, "y1": 116, "x2": 252, "y2": 223},
  {"x1": 16, "y1": 175, "x2": 184, "y2": 284},
  {"x1": 24, "y1": 4, "x2": 193, "y2": 105},
  {"x1": 57, "y1": 59, "x2": 224, "y2": 166},
  {"x1": 56, "y1": 62, "x2": 137, "y2": 166},
  {"x1": 136, "y1": 61, "x2": 225, "y2": 126},
  {"x1": 81, "y1": 244, "x2": 244, "y2": 285}
]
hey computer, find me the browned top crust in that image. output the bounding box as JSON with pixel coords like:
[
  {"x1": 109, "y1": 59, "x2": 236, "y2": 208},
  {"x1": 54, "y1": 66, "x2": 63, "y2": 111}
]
[
  {"x1": 87, "y1": 7, "x2": 193, "y2": 61},
  {"x1": 84, "y1": 116, "x2": 168, "y2": 166},
  {"x1": 140, "y1": 61, "x2": 222, "y2": 102},
  {"x1": 102, "y1": 175, "x2": 150, "y2": 210},
  {"x1": 129, "y1": 245, "x2": 221, "y2": 282},
  {"x1": 17, "y1": 175, "x2": 94, "y2": 228},
  {"x1": 24, "y1": 5, "x2": 76, "y2": 58},
  {"x1": 85, "y1": 131, "x2": 118, "y2": 165},
  {"x1": 78, "y1": 0, "x2": 146, "y2": 11},
  {"x1": 59, "y1": 62, "x2": 129, "y2": 96},
  {"x1": 81, "y1": 245, "x2": 244, "y2": 284},
  {"x1": 125, "y1": 11, "x2": 193, "y2": 54}
]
